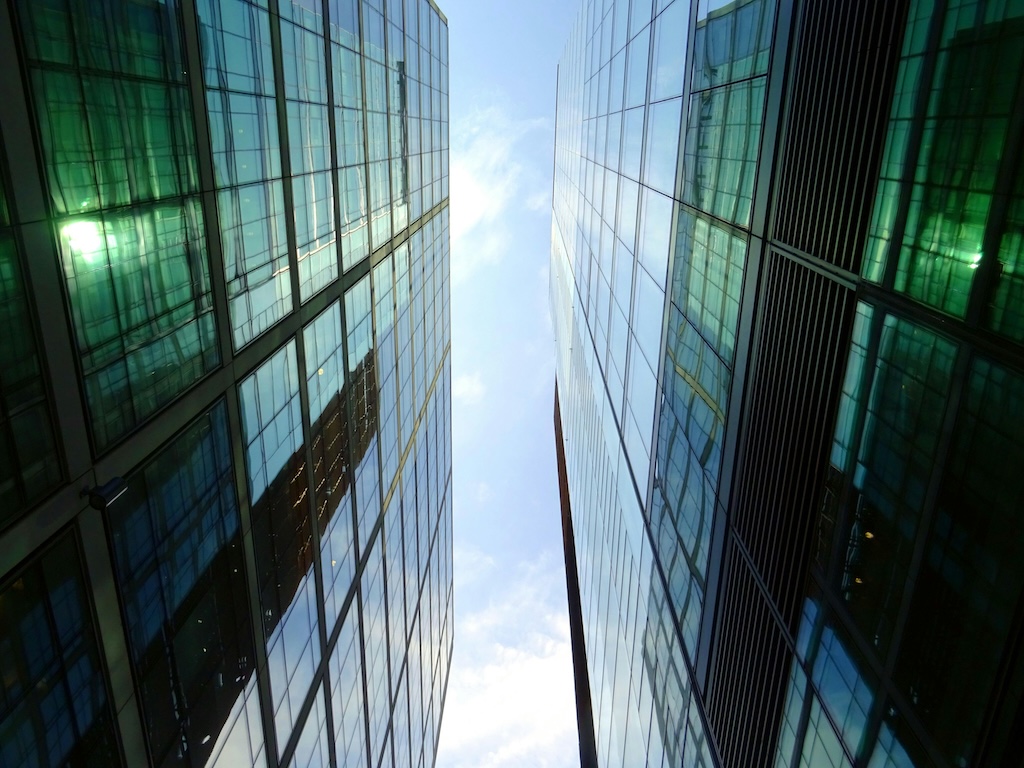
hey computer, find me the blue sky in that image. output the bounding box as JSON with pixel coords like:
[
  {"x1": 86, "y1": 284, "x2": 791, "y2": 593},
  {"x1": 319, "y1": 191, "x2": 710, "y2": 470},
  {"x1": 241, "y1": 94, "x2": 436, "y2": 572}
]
[{"x1": 434, "y1": 1, "x2": 582, "y2": 765}]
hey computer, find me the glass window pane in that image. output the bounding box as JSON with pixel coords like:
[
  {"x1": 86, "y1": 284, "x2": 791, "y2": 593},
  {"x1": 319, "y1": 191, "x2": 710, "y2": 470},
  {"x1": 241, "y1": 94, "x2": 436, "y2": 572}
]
[
  {"x1": 672, "y1": 207, "x2": 747, "y2": 365},
  {"x1": 303, "y1": 302, "x2": 357, "y2": 632},
  {"x1": 692, "y1": 0, "x2": 775, "y2": 91},
  {"x1": 0, "y1": 223, "x2": 61, "y2": 523},
  {"x1": 220, "y1": 181, "x2": 293, "y2": 348},
  {"x1": 893, "y1": 357, "x2": 1024, "y2": 765},
  {"x1": 107, "y1": 401, "x2": 259, "y2": 767},
  {"x1": 60, "y1": 199, "x2": 218, "y2": 448},
  {"x1": 346, "y1": 276, "x2": 381, "y2": 553},
  {"x1": 329, "y1": 601, "x2": 367, "y2": 767},
  {"x1": 650, "y1": 0, "x2": 689, "y2": 102},
  {"x1": 837, "y1": 314, "x2": 957, "y2": 655},
  {"x1": 0, "y1": 534, "x2": 122, "y2": 767},
  {"x1": 682, "y1": 77, "x2": 765, "y2": 228},
  {"x1": 239, "y1": 341, "x2": 319, "y2": 756},
  {"x1": 642, "y1": 97, "x2": 683, "y2": 195}
]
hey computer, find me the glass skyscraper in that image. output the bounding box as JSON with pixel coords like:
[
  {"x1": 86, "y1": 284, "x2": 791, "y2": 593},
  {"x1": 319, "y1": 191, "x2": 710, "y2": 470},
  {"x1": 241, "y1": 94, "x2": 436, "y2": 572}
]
[
  {"x1": 0, "y1": 0, "x2": 452, "y2": 766},
  {"x1": 550, "y1": 0, "x2": 1024, "y2": 766}
]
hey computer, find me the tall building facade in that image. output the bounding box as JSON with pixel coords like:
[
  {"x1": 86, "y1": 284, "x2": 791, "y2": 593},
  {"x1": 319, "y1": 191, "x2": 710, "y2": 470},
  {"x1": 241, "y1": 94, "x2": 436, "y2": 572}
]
[
  {"x1": 550, "y1": 0, "x2": 1024, "y2": 766},
  {"x1": 0, "y1": 0, "x2": 452, "y2": 766}
]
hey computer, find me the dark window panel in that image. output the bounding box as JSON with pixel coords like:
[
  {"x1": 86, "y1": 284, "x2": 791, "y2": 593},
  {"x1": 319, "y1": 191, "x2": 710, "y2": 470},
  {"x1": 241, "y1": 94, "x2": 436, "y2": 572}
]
[
  {"x1": 0, "y1": 232, "x2": 61, "y2": 526},
  {"x1": 106, "y1": 401, "x2": 258, "y2": 768},
  {"x1": 0, "y1": 533, "x2": 122, "y2": 767}
]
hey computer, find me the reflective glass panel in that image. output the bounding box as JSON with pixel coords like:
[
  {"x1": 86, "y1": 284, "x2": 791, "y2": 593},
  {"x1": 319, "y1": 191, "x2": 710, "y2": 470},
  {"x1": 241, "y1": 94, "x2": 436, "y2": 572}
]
[
  {"x1": 0, "y1": 208, "x2": 60, "y2": 524},
  {"x1": 219, "y1": 181, "x2": 292, "y2": 348},
  {"x1": 330, "y1": 600, "x2": 368, "y2": 768},
  {"x1": 692, "y1": 0, "x2": 775, "y2": 91},
  {"x1": 107, "y1": 401, "x2": 256, "y2": 767},
  {"x1": 989, "y1": 121, "x2": 1024, "y2": 341},
  {"x1": 681, "y1": 77, "x2": 765, "y2": 228},
  {"x1": 346, "y1": 276, "x2": 381, "y2": 553},
  {"x1": 0, "y1": 534, "x2": 121, "y2": 767},
  {"x1": 893, "y1": 357, "x2": 1024, "y2": 765},
  {"x1": 238, "y1": 341, "x2": 319, "y2": 755},
  {"x1": 303, "y1": 303, "x2": 358, "y2": 634},
  {"x1": 17, "y1": 0, "x2": 212, "y2": 438},
  {"x1": 199, "y1": 0, "x2": 293, "y2": 349},
  {"x1": 672, "y1": 207, "x2": 747, "y2": 365},
  {"x1": 289, "y1": 684, "x2": 329, "y2": 768},
  {"x1": 59, "y1": 200, "x2": 218, "y2": 448},
  {"x1": 361, "y1": 533, "x2": 390, "y2": 768},
  {"x1": 838, "y1": 315, "x2": 956, "y2": 656}
]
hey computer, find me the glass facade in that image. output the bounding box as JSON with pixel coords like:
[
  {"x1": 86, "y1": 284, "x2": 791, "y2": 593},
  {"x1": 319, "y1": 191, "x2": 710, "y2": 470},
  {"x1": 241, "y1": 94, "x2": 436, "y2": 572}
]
[
  {"x1": 0, "y1": 0, "x2": 451, "y2": 767},
  {"x1": 0, "y1": 534, "x2": 122, "y2": 767},
  {"x1": 551, "y1": 0, "x2": 737, "y2": 763},
  {"x1": 552, "y1": 0, "x2": 1024, "y2": 766},
  {"x1": 0, "y1": 157, "x2": 61, "y2": 526}
]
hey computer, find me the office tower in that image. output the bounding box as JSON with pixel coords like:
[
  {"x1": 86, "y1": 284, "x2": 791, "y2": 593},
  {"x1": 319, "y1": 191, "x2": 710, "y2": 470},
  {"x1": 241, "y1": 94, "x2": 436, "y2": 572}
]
[
  {"x1": 550, "y1": 0, "x2": 1024, "y2": 766},
  {"x1": 0, "y1": 0, "x2": 452, "y2": 765}
]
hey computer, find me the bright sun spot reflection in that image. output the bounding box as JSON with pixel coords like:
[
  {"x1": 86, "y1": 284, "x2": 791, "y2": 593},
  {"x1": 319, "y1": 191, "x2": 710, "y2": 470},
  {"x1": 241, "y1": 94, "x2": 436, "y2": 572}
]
[{"x1": 62, "y1": 220, "x2": 116, "y2": 263}]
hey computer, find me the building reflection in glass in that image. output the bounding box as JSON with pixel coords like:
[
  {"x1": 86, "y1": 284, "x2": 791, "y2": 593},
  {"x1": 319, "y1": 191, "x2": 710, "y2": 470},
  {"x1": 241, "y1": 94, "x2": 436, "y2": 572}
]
[
  {"x1": 803, "y1": 301, "x2": 1024, "y2": 766},
  {"x1": 239, "y1": 341, "x2": 318, "y2": 756},
  {"x1": 864, "y1": 5, "x2": 1024, "y2": 341},
  {"x1": 836, "y1": 311, "x2": 956, "y2": 656},
  {"x1": 303, "y1": 301, "x2": 355, "y2": 636},
  {"x1": 108, "y1": 401, "x2": 258, "y2": 768},
  {"x1": 0, "y1": 534, "x2": 122, "y2": 767},
  {"x1": 346, "y1": 274, "x2": 381, "y2": 555}
]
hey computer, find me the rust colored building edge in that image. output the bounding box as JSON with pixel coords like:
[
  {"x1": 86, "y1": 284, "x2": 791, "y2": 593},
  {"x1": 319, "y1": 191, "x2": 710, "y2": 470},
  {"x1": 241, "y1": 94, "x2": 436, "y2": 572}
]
[{"x1": 554, "y1": 381, "x2": 600, "y2": 768}]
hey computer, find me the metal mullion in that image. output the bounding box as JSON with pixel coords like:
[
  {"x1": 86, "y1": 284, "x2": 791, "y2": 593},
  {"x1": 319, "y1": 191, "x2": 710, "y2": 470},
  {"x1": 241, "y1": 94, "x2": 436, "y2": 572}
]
[
  {"x1": 248, "y1": 5, "x2": 302, "y2": 766},
  {"x1": 974, "y1": 565, "x2": 1024, "y2": 764},
  {"x1": 643, "y1": 0, "x2": 698, "y2": 537},
  {"x1": 180, "y1": 0, "x2": 235, "y2": 404},
  {"x1": 854, "y1": 691, "x2": 888, "y2": 767},
  {"x1": 357, "y1": 0, "x2": 376, "y2": 267},
  {"x1": 311, "y1": 3, "x2": 342, "y2": 763},
  {"x1": 785, "y1": 664, "x2": 815, "y2": 768},
  {"x1": 0, "y1": 379, "x2": 28, "y2": 510},
  {"x1": 858, "y1": 278, "x2": 1024, "y2": 373},
  {"x1": 753, "y1": 0, "x2": 796, "y2": 240},
  {"x1": 77, "y1": 505, "x2": 149, "y2": 766},
  {"x1": 224, "y1": 385, "x2": 281, "y2": 765},
  {"x1": 0, "y1": 1, "x2": 92, "y2": 484},
  {"x1": 333, "y1": 9, "x2": 374, "y2": 750},
  {"x1": 276, "y1": 299, "x2": 334, "y2": 768},
  {"x1": 356, "y1": 577, "x2": 375, "y2": 768},
  {"x1": 322, "y1": 0, "x2": 347, "y2": 306},
  {"x1": 268, "y1": 0, "x2": 303, "y2": 313},
  {"x1": 381, "y1": 0, "x2": 398, "y2": 243}
]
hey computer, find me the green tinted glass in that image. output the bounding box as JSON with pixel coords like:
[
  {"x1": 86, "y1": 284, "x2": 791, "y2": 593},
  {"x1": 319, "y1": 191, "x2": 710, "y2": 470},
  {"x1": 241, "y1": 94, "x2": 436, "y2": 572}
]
[{"x1": 60, "y1": 200, "x2": 217, "y2": 447}]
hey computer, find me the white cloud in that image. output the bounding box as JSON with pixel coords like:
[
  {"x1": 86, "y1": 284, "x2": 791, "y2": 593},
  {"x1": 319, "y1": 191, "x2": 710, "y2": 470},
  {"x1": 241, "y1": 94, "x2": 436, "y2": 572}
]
[
  {"x1": 453, "y1": 371, "x2": 486, "y2": 405},
  {"x1": 450, "y1": 105, "x2": 551, "y2": 285},
  {"x1": 454, "y1": 544, "x2": 496, "y2": 588},
  {"x1": 526, "y1": 190, "x2": 551, "y2": 212},
  {"x1": 436, "y1": 554, "x2": 578, "y2": 768},
  {"x1": 475, "y1": 482, "x2": 493, "y2": 504}
]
